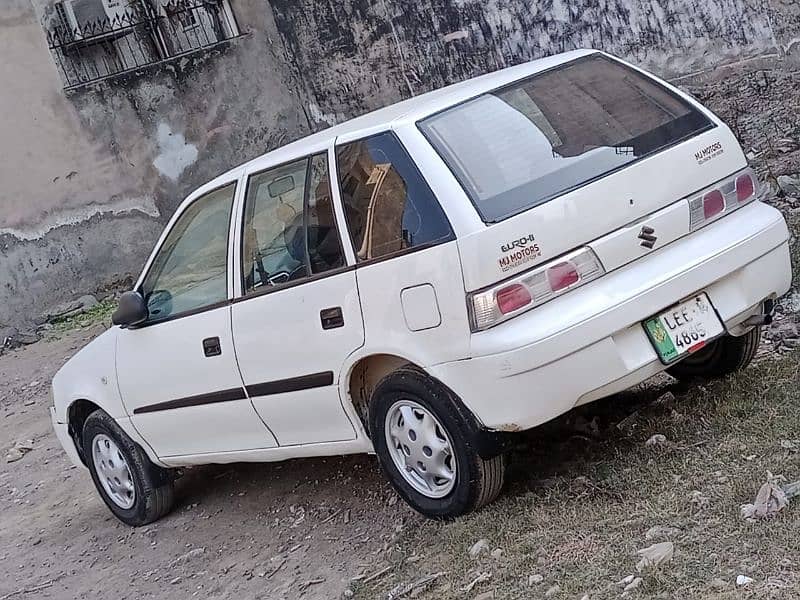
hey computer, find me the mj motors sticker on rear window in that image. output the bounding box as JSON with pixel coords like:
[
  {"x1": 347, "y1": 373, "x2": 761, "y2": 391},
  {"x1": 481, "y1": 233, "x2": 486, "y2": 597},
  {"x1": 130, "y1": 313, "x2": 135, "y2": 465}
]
[{"x1": 695, "y1": 141, "x2": 723, "y2": 165}]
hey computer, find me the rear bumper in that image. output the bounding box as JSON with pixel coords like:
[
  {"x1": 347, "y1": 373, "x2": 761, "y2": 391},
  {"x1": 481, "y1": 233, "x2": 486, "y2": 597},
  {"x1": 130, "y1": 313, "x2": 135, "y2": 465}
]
[
  {"x1": 51, "y1": 407, "x2": 84, "y2": 468},
  {"x1": 430, "y1": 201, "x2": 792, "y2": 431}
]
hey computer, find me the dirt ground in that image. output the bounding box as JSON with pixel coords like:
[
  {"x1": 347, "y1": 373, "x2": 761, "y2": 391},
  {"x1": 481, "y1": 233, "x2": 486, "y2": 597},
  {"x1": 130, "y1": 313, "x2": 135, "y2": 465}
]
[
  {"x1": 2, "y1": 316, "x2": 800, "y2": 600},
  {"x1": 0, "y1": 324, "x2": 413, "y2": 600},
  {"x1": 1, "y1": 217, "x2": 799, "y2": 600}
]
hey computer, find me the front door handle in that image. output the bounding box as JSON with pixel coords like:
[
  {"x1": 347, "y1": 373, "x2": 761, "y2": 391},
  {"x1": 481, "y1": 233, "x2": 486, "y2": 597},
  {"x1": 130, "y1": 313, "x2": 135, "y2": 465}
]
[
  {"x1": 320, "y1": 307, "x2": 344, "y2": 330},
  {"x1": 203, "y1": 336, "x2": 222, "y2": 357}
]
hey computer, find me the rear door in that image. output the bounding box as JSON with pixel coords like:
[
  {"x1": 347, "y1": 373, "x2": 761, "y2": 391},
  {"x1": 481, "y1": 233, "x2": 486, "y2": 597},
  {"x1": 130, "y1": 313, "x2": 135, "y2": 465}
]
[
  {"x1": 418, "y1": 53, "x2": 746, "y2": 291},
  {"x1": 333, "y1": 132, "x2": 471, "y2": 368},
  {"x1": 230, "y1": 150, "x2": 363, "y2": 446}
]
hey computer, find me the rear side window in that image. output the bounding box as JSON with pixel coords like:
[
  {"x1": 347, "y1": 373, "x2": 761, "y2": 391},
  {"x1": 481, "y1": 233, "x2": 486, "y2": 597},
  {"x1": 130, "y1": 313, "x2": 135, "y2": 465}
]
[
  {"x1": 336, "y1": 132, "x2": 453, "y2": 262},
  {"x1": 241, "y1": 153, "x2": 345, "y2": 294},
  {"x1": 419, "y1": 54, "x2": 714, "y2": 223}
]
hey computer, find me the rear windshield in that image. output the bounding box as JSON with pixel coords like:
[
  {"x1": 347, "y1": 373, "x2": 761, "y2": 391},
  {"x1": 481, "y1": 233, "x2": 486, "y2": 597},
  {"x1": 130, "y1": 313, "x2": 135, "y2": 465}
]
[{"x1": 419, "y1": 54, "x2": 714, "y2": 223}]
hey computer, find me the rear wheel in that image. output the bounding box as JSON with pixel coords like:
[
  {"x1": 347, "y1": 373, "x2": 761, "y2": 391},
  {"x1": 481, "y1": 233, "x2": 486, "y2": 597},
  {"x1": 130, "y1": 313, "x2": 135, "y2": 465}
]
[
  {"x1": 667, "y1": 326, "x2": 761, "y2": 379},
  {"x1": 83, "y1": 410, "x2": 174, "y2": 526},
  {"x1": 369, "y1": 367, "x2": 506, "y2": 519}
]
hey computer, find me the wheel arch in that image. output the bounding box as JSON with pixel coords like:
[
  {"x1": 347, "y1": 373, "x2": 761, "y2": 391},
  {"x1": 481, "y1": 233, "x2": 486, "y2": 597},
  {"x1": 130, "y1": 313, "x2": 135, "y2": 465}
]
[
  {"x1": 62, "y1": 396, "x2": 166, "y2": 468},
  {"x1": 67, "y1": 398, "x2": 102, "y2": 465},
  {"x1": 342, "y1": 353, "x2": 514, "y2": 458},
  {"x1": 344, "y1": 353, "x2": 414, "y2": 436}
]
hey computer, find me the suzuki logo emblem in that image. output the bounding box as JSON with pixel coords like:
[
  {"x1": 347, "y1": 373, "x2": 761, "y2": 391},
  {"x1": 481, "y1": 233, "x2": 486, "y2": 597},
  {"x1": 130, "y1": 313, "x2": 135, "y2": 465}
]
[{"x1": 638, "y1": 225, "x2": 657, "y2": 249}]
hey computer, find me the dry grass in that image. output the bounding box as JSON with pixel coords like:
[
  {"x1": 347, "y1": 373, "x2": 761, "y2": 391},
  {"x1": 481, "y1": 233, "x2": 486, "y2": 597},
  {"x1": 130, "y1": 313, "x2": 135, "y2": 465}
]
[{"x1": 356, "y1": 353, "x2": 800, "y2": 599}]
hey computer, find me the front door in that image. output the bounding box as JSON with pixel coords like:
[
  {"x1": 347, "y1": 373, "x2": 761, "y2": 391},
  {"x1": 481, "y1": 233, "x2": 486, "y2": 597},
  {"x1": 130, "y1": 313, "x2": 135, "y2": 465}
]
[
  {"x1": 231, "y1": 152, "x2": 364, "y2": 446},
  {"x1": 117, "y1": 181, "x2": 277, "y2": 458}
]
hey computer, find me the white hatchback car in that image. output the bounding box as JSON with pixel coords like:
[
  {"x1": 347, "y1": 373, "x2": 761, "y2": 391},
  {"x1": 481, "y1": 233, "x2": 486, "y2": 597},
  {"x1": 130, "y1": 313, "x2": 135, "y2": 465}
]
[{"x1": 52, "y1": 49, "x2": 792, "y2": 526}]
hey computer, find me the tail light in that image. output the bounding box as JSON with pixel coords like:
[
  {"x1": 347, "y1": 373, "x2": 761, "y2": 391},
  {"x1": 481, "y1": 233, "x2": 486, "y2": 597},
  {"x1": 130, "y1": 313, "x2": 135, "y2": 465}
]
[
  {"x1": 689, "y1": 167, "x2": 759, "y2": 231},
  {"x1": 469, "y1": 247, "x2": 604, "y2": 331}
]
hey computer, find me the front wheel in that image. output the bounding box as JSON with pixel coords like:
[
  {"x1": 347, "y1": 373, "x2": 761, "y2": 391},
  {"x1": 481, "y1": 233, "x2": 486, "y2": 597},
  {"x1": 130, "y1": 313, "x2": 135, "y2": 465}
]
[
  {"x1": 83, "y1": 410, "x2": 175, "y2": 526},
  {"x1": 369, "y1": 367, "x2": 506, "y2": 519},
  {"x1": 667, "y1": 326, "x2": 761, "y2": 380}
]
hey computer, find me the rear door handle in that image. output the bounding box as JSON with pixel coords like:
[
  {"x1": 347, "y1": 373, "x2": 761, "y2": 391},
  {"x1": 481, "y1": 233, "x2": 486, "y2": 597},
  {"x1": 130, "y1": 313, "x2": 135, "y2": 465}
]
[
  {"x1": 203, "y1": 336, "x2": 222, "y2": 357},
  {"x1": 320, "y1": 307, "x2": 344, "y2": 330}
]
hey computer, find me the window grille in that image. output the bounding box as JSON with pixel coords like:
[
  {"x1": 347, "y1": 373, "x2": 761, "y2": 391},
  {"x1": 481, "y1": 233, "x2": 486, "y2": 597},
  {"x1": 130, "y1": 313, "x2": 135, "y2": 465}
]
[{"x1": 46, "y1": 0, "x2": 241, "y2": 89}]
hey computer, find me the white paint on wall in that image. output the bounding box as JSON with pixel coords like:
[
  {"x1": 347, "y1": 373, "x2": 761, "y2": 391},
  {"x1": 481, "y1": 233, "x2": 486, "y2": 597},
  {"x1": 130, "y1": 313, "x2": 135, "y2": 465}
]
[
  {"x1": 0, "y1": 195, "x2": 160, "y2": 241},
  {"x1": 152, "y1": 123, "x2": 198, "y2": 181},
  {"x1": 308, "y1": 102, "x2": 338, "y2": 126}
]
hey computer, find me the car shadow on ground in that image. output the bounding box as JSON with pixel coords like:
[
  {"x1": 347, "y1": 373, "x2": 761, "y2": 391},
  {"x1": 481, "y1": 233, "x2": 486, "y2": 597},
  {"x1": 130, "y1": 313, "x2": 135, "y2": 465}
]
[{"x1": 169, "y1": 377, "x2": 690, "y2": 517}]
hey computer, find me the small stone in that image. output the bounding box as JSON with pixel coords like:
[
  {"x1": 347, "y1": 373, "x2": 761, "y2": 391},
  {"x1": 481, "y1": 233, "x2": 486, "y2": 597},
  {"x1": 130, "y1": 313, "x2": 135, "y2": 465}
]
[
  {"x1": 741, "y1": 481, "x2": 788, "y2": 519},
  {"x1": 654, "y1": 391, "x2": 676, "y2": 404},
  {"x1": 617, "y1": 575, "x2": 635, "y2": 585},
  {"x1": 616, "y1": 410, "x2": 640, "y2": 432},
  {"x1": 5, "y1": 448, "x2": 25, "y2": 463},
  {"x1": 780, "y1": 439, "x2": 798, "y2": 450},
  {"x1": 469, "y1": 539, "x2": 490, "y2": 559},
  {"x1": 28, "y1": 381, "x2": 39, "y2": 388},
  {"x1": 170, "y1": 577, "x2": 182, "y2": 585},
  {"x1": 168, "y1": 547, "x2": 205, "y2": 567},
  {"x1": 490, "y1": 548, "x2": 503, "y2": 559},
  {"x1": 528, "y1": 574, "x2": 544, "y2": 585},
  {"x1": 636, "y1": 542, "x2": 674, "y2": 572},
  {"x1": 343, "y1": 590, "x2": 354, "y2": 598},
  {"x1": 736, "y1": 575, "x2": 753, "y2": 586},
  {"x1": 545, "y1": 585, "x2": 560, "y2": 597},
  {"x1": 15, "y1": 440, "x2": 34, "y2": 452},
  {"x1": 645, "y1": 434, "x2": 668, "y2": 447},
  {"x1": 777, "y1": 174, "x2": 800, "y2": 197},
  {"x1": 623, "y1": 577, "x2": 643, "y2": 592}
]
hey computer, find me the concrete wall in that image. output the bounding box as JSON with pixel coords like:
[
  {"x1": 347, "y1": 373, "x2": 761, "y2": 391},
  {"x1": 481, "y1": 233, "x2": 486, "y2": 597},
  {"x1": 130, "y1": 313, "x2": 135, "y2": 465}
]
[
  {"x1": 1, "y1": 0, "x2": 798, "y2": 326},
  {"x1": 0, "y1": 0, "x2": 308, "y2": 326},
  {"x1": 271, "y1": 0, "x2": 796, "y2": 126}
]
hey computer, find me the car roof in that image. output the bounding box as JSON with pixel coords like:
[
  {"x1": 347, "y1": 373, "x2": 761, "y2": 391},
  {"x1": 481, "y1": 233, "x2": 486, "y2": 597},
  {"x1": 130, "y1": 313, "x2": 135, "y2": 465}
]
[{"x1": 192, "y1": 48, "x2": 597, "y2": 197}]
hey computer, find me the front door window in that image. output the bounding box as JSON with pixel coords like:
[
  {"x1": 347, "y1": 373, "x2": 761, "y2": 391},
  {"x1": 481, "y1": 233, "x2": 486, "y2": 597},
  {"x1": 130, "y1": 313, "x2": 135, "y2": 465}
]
[{"x1": 140, "y1": 183, "x2": 236, "y2": 321}]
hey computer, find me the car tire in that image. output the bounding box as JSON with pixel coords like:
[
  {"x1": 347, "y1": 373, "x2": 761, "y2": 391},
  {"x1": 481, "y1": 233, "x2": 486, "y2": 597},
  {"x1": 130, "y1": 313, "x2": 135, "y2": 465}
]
[
  {"x1": 369, "y1": 366, "x2": 506, "y2": 519},
  {"x1": 667, "y1": 326, "x2": 761, "y2": 380},
  {"x1": 82, "y1": 409, "x2": 174, "y2": 526}
]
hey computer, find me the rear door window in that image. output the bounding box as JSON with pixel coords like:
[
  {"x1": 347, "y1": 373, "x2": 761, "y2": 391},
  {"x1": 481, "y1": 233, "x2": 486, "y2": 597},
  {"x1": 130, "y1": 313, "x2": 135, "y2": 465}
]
[
  {"x1": 336, "y1": 132, "x2": 453, "y2": 262},
  {"x1": 242, "y1": 153, "x2": 345, "y2": 293},
  {"x1": 419, "y1": 54, "x2": 714, "y2": 223}
]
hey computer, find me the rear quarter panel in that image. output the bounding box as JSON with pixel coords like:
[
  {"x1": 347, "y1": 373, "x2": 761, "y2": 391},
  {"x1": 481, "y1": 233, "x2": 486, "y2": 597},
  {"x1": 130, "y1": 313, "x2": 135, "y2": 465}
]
[{"x1": 351, "y1": 241, "x2": 472, "y2": 368}]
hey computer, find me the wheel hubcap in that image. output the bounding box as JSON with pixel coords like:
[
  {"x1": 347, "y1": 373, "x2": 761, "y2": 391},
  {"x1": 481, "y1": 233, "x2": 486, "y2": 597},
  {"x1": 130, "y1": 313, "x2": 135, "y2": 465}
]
[
  {"x1": 384, "y1": 400, "x2": 456, "y2": 498},
  {"x1": 91, "y1": 434, "x2": 135, "y2": 509}
]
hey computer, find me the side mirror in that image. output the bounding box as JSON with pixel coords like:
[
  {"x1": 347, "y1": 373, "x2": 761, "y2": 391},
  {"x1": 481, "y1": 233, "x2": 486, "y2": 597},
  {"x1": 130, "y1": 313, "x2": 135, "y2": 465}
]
[{"x1": 112, "y1": 291, "x2": 148, "y2": 328}]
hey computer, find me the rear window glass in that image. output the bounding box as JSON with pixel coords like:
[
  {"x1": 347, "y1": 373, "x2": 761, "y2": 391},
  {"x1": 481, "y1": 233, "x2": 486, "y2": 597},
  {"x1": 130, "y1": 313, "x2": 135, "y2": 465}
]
[{"x1": 419, "y1": 55, "x2": 714, "y2": 223}]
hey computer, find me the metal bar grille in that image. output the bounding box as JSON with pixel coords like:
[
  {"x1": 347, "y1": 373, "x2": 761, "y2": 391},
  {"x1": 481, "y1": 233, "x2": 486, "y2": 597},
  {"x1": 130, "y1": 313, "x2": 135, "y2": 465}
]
[{"x1": 46, "y1": 0, "x2": 240, "y2": 89}]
